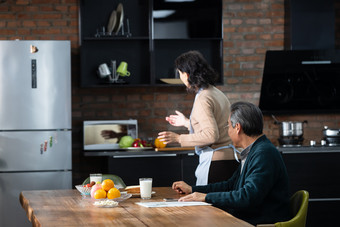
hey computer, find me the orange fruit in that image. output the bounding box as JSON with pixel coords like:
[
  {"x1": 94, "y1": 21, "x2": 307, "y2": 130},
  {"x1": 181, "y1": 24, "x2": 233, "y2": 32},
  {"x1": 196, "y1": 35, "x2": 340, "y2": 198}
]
[
  {"x1": 93, "y1": 189, "x2": 107, "y2": 199},
  {"x1": 107, "y1": 188, "x2": 121, "y2": 199},
  {"x1": 102, "y1": 179, "x2": 114, "y2": 191},
  {"x1": 154, "y1": 138, "x2": 166, "y2": 148}
]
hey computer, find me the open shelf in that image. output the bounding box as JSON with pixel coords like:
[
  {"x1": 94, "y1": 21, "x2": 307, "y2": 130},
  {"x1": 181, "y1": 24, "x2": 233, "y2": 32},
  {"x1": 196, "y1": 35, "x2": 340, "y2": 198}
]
[{"x1": 80, "y1": 0, "x2": 222, "y2": 87}]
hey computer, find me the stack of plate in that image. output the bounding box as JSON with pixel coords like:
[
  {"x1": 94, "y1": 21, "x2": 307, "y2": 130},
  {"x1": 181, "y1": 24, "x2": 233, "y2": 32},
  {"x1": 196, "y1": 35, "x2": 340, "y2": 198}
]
[{"x1": 107, "y1": 3, "x2": 124, "y2": 35}]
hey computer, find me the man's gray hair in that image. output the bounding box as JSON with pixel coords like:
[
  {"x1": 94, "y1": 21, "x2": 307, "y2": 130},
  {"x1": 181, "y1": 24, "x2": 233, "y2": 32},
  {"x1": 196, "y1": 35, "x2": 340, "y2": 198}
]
[{"x1": 230, "y1": 101, "x2": 263, "y2": 137}]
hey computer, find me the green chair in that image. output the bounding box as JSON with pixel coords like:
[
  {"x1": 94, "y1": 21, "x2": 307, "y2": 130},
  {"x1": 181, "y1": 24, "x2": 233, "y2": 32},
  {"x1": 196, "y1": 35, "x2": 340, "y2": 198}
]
[
  {"x1": 82, "y1": 174, "x2": 126, "y2": 189},
  {"x1": 257, "y1": 190, "x2": 309, "y2": 227}
]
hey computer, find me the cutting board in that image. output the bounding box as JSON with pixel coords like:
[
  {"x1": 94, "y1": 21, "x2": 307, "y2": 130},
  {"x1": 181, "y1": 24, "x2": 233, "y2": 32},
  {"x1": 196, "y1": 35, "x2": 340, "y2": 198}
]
[{"x1": 155, "y1": 147, "x2": 195, "y2": 152}]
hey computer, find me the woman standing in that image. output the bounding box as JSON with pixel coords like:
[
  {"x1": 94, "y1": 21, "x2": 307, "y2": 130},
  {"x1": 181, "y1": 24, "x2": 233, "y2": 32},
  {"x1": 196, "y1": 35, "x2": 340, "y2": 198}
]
[{"x1": 158, "y1": 50, "x2": 239, "y2": 185}]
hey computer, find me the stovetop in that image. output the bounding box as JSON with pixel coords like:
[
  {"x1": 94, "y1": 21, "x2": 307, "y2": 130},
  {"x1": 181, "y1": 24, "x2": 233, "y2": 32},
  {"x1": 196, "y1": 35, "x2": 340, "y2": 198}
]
[{"x1": 277, "y1": 144, "x2": 340, "y2": 153}]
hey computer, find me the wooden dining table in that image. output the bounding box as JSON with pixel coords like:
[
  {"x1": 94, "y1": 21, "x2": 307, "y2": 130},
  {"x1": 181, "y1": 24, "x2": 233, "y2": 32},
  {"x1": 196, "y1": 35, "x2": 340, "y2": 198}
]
[{"x1": 20, "y1": 187, "x2": 254, "y2": 227}]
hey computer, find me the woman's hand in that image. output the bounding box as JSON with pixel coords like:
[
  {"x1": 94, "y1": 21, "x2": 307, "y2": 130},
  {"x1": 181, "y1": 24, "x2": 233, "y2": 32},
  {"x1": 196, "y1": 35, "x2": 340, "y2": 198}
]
[
  {"x1": 172, "y1": 181, "x2": 192, "y2": 194},
  {"x1": 165, "y1": 110, "x2": 190, "y2": 129},
  {"x1": 158, "y1": 131, "x2": 180, "y2": 144},
  {"x1": 178, "y1": 192, "x2": 207, "y2": 202}
]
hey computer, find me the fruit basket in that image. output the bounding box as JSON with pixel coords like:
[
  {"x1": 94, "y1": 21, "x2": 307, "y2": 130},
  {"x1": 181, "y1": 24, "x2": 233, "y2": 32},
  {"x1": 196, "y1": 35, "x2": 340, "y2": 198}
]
[{"x1": 75, "y1": 185, "x2": 91, "y2": 196}]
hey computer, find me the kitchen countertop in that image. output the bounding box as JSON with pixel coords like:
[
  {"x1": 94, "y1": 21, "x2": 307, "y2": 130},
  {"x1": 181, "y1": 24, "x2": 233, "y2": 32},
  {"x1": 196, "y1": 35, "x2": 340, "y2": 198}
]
[
  {"x1": 278, "y1": 145, "x2": 340, "y2": 153},
  {"x1": 84, "y1": 147, "x2": 196, "y2": 157},
  {"x1": 85, "y1": 145, "x2": 340, "y2": 156}
]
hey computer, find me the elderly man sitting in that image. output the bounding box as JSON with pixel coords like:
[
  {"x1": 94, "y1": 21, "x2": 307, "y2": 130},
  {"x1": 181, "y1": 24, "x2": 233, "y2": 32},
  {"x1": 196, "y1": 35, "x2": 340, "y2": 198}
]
[{"x1": 172, "y1": 101, "x2": 290, "y2": 225}]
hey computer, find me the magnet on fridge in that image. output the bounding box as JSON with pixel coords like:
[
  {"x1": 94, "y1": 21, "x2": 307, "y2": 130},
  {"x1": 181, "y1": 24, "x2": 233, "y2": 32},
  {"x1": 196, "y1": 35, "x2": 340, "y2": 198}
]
[
  {"x1": 49, "y1": 136, "x2": 53, "y2": 147},
  {"x1": 40, "y1": 143, "x2": 44, "y2": 154},
  {"x1": 44, "y1": 140, "x2": 48, "y2": 152}
]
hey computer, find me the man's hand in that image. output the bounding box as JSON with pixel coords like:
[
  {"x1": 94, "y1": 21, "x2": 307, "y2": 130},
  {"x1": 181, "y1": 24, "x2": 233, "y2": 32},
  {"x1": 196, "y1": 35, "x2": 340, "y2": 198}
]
[
  {"x1": 178, "y1": 192, "x2": 207, "y2": 202},
  {"x1": 172, "y1": 181, "x2": 192, "y2": 194}
]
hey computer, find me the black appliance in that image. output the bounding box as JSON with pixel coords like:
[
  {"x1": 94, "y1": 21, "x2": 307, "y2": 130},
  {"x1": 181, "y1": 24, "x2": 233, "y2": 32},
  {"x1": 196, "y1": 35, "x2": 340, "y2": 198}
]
[
  {"x1": 278, "y1": 136, "x2": 304, "y2": 146},
  {"x1": 259, "y1": 49, "x2": 340, "y2": 114},
  {"x1": 323, "y1": 126, "x2": 340, "y2": 146}
]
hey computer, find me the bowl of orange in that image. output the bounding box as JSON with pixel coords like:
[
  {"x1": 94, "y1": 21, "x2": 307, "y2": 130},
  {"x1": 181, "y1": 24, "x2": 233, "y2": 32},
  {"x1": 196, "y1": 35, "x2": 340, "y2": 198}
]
[{"x1": 91, "y1": 179, "x2": 122, "y2": 200}]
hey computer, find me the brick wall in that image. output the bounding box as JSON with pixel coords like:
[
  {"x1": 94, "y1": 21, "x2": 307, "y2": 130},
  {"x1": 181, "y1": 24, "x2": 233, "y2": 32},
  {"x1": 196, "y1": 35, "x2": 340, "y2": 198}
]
[{"x1": 1, "y1": 0, "x2": 340, "y2": 185}]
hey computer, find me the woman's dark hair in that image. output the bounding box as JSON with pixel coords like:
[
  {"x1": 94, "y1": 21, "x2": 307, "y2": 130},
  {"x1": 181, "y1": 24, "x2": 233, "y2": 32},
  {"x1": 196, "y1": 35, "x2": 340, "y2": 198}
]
[
  {"x1": 230, "y1": 101, "x2": 263, "y2": 137},
  {"x1": 175, "y1": 50, "x2": 218, "y2": 93}
]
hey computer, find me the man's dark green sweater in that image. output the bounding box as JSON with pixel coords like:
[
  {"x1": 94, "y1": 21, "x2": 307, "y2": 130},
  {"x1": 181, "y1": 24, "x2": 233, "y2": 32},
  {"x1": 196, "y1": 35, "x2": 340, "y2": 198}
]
[{"x1": 192, "y1": 135, "x2": 290, "y2": 225}]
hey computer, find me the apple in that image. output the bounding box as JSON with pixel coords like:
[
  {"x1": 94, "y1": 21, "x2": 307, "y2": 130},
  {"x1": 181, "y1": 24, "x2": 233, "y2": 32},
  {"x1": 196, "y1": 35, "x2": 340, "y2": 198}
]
[{"x1": 90, "y1": 184, "x2": 102, "y2": 198}]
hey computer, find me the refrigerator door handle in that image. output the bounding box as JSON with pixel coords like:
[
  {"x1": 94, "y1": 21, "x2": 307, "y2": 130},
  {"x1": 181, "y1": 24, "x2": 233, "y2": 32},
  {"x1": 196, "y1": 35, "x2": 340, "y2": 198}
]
[{"x1": 31, "y1": 59, "x2": 37, "y2": 88}]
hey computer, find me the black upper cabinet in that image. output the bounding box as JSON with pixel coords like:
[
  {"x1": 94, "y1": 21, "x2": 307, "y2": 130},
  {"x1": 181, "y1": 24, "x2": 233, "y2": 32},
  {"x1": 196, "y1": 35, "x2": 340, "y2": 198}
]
[
  {"x1": 79, "y1": 0, "x2": 223, "y2": 87},
  {"x1": 153, "y1": 0, "x2": 222, "y2": 39}
]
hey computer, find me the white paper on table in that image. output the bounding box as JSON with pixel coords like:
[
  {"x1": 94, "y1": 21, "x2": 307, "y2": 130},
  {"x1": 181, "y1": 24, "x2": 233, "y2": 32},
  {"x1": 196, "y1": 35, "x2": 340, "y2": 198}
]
[{"x1": 136, "y1": 201, "x2": 211, "y2": 208}]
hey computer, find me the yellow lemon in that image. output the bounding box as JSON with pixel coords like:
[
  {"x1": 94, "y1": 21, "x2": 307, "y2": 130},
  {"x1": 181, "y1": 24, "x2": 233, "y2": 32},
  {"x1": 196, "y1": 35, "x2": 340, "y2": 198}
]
[{"x1": 107, "y1": 188, "x2": 121, "y2": 199}]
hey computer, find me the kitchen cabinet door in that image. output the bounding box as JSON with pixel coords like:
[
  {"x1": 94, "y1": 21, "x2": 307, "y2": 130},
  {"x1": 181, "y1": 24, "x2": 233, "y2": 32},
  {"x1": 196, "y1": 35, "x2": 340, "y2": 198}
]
[
  {"x1": 108, "y1": 156, "x2": 182, "y2": 187},
  {"x1": 107, "y1": 153, "x2": 198, "y2": 187},
  {"x1": 281, "y1": 149, "x2": 340, "y2": 227}
]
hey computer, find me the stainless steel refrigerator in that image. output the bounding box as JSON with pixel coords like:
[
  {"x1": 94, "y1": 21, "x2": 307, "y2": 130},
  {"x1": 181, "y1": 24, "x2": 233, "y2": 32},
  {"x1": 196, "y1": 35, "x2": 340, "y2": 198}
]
[{"x1": 0, "y1": 40, "x2": 72, "y2": 227}]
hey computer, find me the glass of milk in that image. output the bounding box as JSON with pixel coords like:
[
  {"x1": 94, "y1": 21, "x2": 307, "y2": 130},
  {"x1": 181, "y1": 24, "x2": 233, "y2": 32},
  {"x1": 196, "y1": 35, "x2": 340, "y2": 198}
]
[
  {"x1": 90, "y1": 173, "x2": 102, "y2": 184},
  {"x1": 139, "y1": 178, "x2": 153, "y2": 199}
]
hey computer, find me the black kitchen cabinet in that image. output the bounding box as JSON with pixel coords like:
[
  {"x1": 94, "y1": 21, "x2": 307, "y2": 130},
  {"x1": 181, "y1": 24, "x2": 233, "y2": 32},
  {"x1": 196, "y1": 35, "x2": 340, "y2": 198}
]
[
  {"x1": 79, "y1": 0, "x2": 223, "y2": 87},
  {"x1": 181, "y1": 154, "x2": 199, "y2": 185},
  {"x1": 279, "y1": 147, "x2": 340, "y2": 227},
  {"x1": 107, "y1": 153, "x2": 198, "y2": 187}
]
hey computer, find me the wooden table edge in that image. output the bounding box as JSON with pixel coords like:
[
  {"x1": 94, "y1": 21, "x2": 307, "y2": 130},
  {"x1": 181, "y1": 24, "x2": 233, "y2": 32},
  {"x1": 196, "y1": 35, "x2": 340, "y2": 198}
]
[{"x1": 20, "y1": 191, "x2": 42, "y2": 227}]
